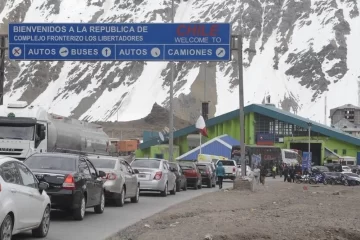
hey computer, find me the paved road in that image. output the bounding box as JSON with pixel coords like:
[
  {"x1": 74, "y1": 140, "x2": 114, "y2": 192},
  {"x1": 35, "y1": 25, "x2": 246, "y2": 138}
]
[{"x1": 14, "y1": 182, "x2": 232, "y2": 240}]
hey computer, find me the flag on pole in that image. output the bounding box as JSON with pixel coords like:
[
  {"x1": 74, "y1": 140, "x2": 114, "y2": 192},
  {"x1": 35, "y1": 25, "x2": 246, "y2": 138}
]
[{"x1": 196, "y1": 115, "x2": 208, "y2": 137}]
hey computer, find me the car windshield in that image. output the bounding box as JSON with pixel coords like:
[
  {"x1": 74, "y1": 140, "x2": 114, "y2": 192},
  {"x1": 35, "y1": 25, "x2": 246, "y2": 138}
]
[
  {"x1": 218, "y1": 160, "x2": 235, "y2": 166},
  {"x1": 89, "y1": 158, "x2": 116, "y2": 169},
  {"x1": 131, "y1": 160, "x2": 160, "y2": 169},
  {"x1": 197, "y1": 165, "x2": 207, "y2": 170},
  {"x1": 25, "y1": 155, "x2": 76, "y2": 171},
  {"x1": 343, "y1": 166, "x2": 350, "y2": 169},
  {"x1": 0, "y1": 125, "x2": 35, "y2": 140},
  {"x1": 178, "y1": 162, "x2": 195, "y2": 169}
]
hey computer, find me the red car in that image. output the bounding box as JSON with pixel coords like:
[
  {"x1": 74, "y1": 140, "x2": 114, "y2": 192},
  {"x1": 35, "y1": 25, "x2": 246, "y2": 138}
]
[{"x1": 178, "y1": 161, "x2": 202, "y2": 189}]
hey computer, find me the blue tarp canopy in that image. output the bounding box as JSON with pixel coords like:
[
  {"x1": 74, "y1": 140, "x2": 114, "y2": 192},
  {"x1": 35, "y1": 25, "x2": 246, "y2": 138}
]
[{"x1": 176, "y1": 134, "x2": 240, "y2": 160}]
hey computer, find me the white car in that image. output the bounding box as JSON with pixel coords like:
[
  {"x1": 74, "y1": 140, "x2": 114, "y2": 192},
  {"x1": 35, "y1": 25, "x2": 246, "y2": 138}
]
[
  {"x1": 0, "y1": 156, "x2": 51, "y2": 239},
  {"x1": 342, "y1": 165, "x2": 352, "y2": 173}
]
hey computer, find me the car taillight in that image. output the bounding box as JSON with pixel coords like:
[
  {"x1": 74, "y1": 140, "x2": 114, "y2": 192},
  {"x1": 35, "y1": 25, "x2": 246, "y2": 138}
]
[
  {"x1": 62, "y1": 174, "x2": 75, "y2": 190},
  {"x1": 233, "y1": 167, "x2": 236, "y2": 172},
  {"x1": 106, "y1": 173, "x2": 117, "y2": 180},
  {"x1": 154, "y1": 171, "x2": 162, "y2": 180},
  {"x1": 0, "y1": 183, "x2": 1, "y2": 192}
]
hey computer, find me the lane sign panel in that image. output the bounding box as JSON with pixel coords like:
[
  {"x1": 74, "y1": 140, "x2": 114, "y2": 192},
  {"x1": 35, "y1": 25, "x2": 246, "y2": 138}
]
[{"x1": 8, "y1": 23, "x2": 231, "y2": 61}]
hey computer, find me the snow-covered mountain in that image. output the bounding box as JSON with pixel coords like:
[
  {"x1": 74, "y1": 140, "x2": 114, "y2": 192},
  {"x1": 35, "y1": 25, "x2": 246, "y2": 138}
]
[{"x1": 0, "y1": 0, "x2": 359, "y2": 124}]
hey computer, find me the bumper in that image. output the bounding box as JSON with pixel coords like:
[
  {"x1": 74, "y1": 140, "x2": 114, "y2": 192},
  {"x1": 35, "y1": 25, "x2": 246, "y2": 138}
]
[
  {"x1": 201, "y1": 177, "x2": 211, "y2": 184},
  {"x1": 103, "y1": 180, "x2": 121, "y2": 196},
  {"x1": 47, "y1": 190, "x2": 82, "y2": 210},
  {"x1": 186, "y1": 177, "x2": 198, "y2": 186},
  {"x1": 139, "y1": 179, "x2": 165, "y2": 191},
  {"x1": 223, "y1": 173, "x2": 236, "y2": 179}
]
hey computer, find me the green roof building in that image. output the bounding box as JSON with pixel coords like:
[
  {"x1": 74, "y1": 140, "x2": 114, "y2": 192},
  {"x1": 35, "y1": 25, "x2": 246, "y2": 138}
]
[{"x1": 136, "y1": 104, "x2": 360, "y2": 165}]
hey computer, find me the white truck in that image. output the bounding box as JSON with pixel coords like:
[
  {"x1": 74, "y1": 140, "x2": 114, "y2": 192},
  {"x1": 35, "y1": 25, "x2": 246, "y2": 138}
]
[
  {"x1": 215, "y1": 159, "x2": 237, "y2": 180},
  {"x1": 0, "y1": 101, "x2": 110, "y2": 160}
]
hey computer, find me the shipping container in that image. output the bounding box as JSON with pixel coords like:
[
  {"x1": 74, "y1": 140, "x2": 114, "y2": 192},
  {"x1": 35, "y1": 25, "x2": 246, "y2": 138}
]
[{"x1": 118, "y1": 140, "x2": 138, "y2": 152}]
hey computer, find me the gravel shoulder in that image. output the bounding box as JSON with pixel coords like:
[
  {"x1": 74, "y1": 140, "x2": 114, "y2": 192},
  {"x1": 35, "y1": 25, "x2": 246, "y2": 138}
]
[{"x1": 107, "y1": 179, "x2": 360, "y2": 240}]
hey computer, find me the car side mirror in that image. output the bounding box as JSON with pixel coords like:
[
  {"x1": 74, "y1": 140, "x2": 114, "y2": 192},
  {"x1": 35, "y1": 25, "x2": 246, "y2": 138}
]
[
  {"x1": 133, "y1": 169, "x2": 139, "y2": 174},
  {"x1": 38, "y1": 182, "x2": 49, "y2": 193},
  {"x1": 98, "y1": 170, "x2": 106, "y2": 178}
]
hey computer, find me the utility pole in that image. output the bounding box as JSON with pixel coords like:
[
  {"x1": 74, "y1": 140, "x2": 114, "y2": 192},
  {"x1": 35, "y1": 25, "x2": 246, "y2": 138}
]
[
  {"x1": 168, "y1": 0, "x2": 175, "y2": 162},
  {"x1": 308, "y1": 122, "x2": 312, "y2": 164},
  {"x1": 0, "y1": 34, "x2": 8, "y2": 106},
  {"x1": 238, "y1": 35, "x2": 246, "y2": 178}
]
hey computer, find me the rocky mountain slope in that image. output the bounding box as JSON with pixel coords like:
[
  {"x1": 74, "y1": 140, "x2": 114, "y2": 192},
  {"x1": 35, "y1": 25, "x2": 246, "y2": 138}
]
[{"x1": 0, "y1": 0, "x2": 359, "y2": 124}]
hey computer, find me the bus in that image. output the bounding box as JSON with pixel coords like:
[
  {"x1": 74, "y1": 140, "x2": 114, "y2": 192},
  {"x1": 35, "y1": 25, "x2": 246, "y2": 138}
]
[
  {"x1": 231, "y1": 145, "x2": 282, "y2": 170},
  {"x1": 281, "y1": 149, "x2": 301, "y2": 165}
]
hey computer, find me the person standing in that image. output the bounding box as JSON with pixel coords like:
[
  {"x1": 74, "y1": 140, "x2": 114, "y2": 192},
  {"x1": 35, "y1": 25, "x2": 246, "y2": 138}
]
[
  {"x1": 272, "y1": 165, "x2": 277, "y2": 179},
  {"x1": 260, "y1": 165, "x2": 267, "y2": 185},
  {"x1": 283, "y1": 165, "x2": 289, "y2": 182},
  {"x1": 289, "y1": 166, "x2": 295, "y2": 183},
  {"x1": 216, "y1": 161, "x2": 225, "y2": 189}
]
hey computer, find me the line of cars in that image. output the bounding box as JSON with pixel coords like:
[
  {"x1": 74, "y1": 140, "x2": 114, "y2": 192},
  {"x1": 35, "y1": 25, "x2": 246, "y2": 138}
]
[{"x1": 0, "y1": 154, "x2": 228, "y2": 240}]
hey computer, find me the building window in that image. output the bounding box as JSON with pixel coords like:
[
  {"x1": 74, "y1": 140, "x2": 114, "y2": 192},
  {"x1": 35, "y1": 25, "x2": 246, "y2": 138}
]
[
  {"x1": 342, "y1": 149, "x2": 346, "y2": 155},
  {"x1": 334, "y1": 149, "x2": 338, "y2": 153},
  {"x1": 254, "y1": 113, "x2": 325, "y2": 140}
]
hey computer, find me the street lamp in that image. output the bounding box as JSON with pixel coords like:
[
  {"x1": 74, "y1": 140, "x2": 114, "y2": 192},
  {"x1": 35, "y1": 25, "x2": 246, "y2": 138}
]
[{"x1": 307, "y1": 122, "x2": 312, "y2": 164}]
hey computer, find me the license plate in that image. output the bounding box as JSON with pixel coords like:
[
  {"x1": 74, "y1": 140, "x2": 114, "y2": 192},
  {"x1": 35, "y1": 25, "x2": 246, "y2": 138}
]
[{"x1": 139, "y1": 174, "x2": 146, "y2": 178}]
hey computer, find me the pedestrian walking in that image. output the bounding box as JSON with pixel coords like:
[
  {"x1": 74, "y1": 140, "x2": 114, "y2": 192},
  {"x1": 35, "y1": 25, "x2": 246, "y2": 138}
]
[
  {"x1": 260, "y1": 165, "x2": 267, "y2": 185},
  {"x1": 216, "y1": 161, "x2": 225, "y2": 189}
]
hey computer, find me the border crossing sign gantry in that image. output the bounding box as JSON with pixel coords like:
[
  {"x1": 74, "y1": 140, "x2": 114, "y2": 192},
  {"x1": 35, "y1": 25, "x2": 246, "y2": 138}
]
[{"x1": 8, "y1": 23, "x2": 231, "y2": 61}]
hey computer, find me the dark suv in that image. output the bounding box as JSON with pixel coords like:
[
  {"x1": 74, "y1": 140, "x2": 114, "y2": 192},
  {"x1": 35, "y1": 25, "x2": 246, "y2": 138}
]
[{"x1": 25, "y1": 153, "x2": 106, "y2": 221}]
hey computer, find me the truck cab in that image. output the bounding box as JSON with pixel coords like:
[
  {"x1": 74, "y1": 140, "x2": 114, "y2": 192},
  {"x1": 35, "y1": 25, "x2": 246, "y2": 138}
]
[{"x1": 0, "y1": 101, "x2": 47, "y2": 160}]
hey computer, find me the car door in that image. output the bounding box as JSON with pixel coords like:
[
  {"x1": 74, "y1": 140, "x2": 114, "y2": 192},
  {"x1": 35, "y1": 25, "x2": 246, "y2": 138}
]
[
  {"x1": 16, "y1": 162, "x2": 44, "y2": 226},
  {"x1": 0, "y1": 161, "x2": 29, "y2": 229},
  {"x1": 163, "y1": 162, "x2": 175, "y2": 189},
  {"x1": 86, "y1": 158, "x2": 103, "y2": 205},
  {"x1": 78, "y1": 158, "x2": 95, "y2": 206},
  {"x1": 122, "y1": 161, "x2": 136, "y2": 197}
]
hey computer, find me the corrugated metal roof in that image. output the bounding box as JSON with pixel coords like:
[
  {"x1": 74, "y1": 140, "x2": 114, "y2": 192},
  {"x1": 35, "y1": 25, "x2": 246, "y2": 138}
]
[
  {"x1": 219, "y1": 135, "x2": 240, "y2": 146},
  {"x1": 176, "y1": 134, "x2": 234, "y2": 160}
]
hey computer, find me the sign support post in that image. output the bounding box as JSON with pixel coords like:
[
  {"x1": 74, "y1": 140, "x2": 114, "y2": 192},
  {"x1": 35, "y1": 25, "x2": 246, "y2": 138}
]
[
  {"x1": 0, "y1": 34, "x2": 8, "y2": 105},
  {"x1": 169, "y1": 0, "x2": 175, "y2": 162}
]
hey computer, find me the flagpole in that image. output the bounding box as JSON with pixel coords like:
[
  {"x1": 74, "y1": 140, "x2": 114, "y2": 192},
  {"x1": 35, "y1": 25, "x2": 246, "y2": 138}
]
[{"x1": 199, "y1": 132, "x2": 202, "y2": 154}]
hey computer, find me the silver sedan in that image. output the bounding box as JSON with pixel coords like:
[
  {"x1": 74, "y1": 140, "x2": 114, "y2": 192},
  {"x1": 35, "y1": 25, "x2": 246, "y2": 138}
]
[
  {"x1": 88, "y1": 156, "x2": 140, "y2": 207},
  {"x1": 131, "y1": 158, "x2": 177, "y2": 197}
]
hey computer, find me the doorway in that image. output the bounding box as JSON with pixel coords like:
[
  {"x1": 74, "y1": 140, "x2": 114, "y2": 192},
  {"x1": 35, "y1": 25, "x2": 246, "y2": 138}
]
[{"x1": 290, "y1": 143, "x2": 322, "y2": 166}]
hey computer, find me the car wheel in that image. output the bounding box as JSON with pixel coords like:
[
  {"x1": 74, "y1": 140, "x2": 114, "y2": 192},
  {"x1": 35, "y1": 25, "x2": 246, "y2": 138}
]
[
  {"x1": 94, "y1": 191, "x2": 105, "y2": 214},
  {"x1": 183, "y1": 181, "x2": 187, "y2": 191},
  {"x1": 131, "y1": 186, "x2": 140, "y2": 203},
  {"x1": 115, "y1": 188, "x2": 125, "y2": 207},
  {"x1": 32, "y1": 205, "x2": 50, "y2": 237},
  {"x1": 207, "y1": 179, "x2": 212, "y2": 188},
  {"x1": 176, "y1": 181, "x2": 181, "y2": 192},
  {"x1": 73, "y1": 194, "x2": 86, "y2": 221},
  {"x1": 170, "y1": 182, "x2": 176, "y2": 195},
  {"x1": 194, "y1": 182, "x2": 198, "y2": 190},
  {"x1": 160, "y1": 183, "x2": 168, "y2": 197},
  {"x1": 0, "y1": 214, "x2": 13, "y2": 240}
]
